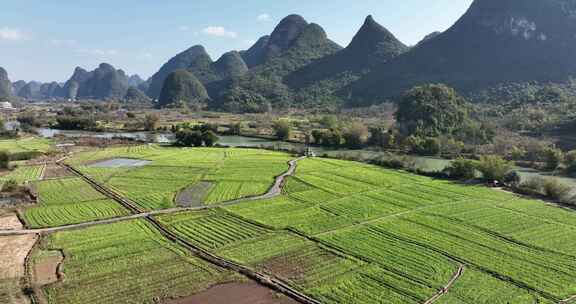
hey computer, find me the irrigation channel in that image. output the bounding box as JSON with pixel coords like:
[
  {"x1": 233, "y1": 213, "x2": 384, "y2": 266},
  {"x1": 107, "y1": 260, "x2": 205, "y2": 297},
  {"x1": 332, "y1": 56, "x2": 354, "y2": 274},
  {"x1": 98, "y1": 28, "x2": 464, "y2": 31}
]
[{"x1": 0, "y1": 155, "x2": 516, "y2": 304}]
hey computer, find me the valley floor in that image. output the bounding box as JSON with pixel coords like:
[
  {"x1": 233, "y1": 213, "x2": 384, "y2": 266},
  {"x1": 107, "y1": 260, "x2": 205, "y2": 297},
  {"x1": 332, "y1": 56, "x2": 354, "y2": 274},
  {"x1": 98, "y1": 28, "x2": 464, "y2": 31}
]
[{"x1": 1, "y1": 145, "x2": 575, "y2": 304}]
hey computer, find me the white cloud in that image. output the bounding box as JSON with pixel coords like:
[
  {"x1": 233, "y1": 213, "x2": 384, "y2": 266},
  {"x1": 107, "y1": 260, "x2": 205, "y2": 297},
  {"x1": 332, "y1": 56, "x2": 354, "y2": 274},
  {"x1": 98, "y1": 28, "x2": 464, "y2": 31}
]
[
  {"x1": 77, "y1": 48, "x2": 119, "y2": 57},
  {"x1": 0, "y1": 27, "x2": 27, "y2": 41},
  {"x1": 257, "y1": 14, "x2": 271, "y2": 22},
  {"x1": 243, "y1": 39, "x2": 256, "y2": 46},
  {"x1": 140, "y1": 52, "x2": 153, "y2": 59},
  {"x1": 202, "y1": 26, "x2": 237, "y2": 38},
  {"x1": 178, "y1": 26, "x2": 190, "y2": 32},
  {"x1": 50, "y1": 39, "x2": 78, "y2": 47}
]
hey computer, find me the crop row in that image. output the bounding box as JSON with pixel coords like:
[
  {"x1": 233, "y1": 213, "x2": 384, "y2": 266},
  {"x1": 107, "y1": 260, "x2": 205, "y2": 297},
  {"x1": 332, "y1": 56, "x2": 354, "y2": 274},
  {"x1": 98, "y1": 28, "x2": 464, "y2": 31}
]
[
  {"x1": 0, "y1": 137, "x2": 53, "y2": 153},
  {"x1": 23, "y1": 199, "x2": 130, "y2": 228},
  {"x1": 41, "y1": 220, "x2": 235, "y2": 304},
  {"x1": 157, "y1": 210, "x2": 269, "y2": 250},
  {"x1": 69, "y1": 147, "x2": 293, "y2": 210},
  {"x1": 307, "y1": 264, "x2": 434, "y2": 304},
  {"x1": 375, "y1": 214, "x2": 576, "y2": 299},
  {"x1": 0, "y1": 165, "x2": 44, "y2": 184},
  {"x1": 23, "y1": 177, "x2": 129, "y2": 228},
  {"x1": 437, "y1": 268, "x2": 553, "y2": 304}
]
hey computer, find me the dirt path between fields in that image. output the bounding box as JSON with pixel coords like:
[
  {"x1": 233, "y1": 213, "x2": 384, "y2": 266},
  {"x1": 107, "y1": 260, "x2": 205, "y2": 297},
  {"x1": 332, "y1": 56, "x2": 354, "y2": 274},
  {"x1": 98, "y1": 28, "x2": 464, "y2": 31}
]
[
  {"x1": 11, "y1": 156, "x2": 318, "y2": 304},
  {"x1": 64, "y1": 156, "x2": 319, "y2": 304},
  {"x1": 0, "y1": 156, "x2": 306, "y2": 236},
  {"x1": 423, "y1": 265, "x2": 465, "y2": 304},
  {"x1": 561, "y1": 295, "x2": 576, "y2": 304},
  {"x1": 164, "y1": 282, "x2": 298, "y2": 304}
]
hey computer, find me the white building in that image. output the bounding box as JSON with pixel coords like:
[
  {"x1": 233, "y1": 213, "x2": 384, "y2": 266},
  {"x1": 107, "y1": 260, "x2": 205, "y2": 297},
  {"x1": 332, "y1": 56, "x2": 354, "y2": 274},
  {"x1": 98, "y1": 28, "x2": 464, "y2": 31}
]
[{"x1": 0, "y1": 102, "x2": 15, "y2": 110}]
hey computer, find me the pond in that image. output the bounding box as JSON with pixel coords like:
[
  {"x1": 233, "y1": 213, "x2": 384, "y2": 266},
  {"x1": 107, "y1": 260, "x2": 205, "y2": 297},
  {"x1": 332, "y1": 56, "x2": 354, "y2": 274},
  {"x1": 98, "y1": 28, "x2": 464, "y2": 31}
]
[{"x1": 88, "y1": 158, "x2": 152, "y2": 168}]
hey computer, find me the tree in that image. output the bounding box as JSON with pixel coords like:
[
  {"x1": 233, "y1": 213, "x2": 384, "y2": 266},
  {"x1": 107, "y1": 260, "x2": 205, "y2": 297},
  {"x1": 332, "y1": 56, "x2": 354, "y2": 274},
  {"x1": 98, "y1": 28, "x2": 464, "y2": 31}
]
[
  {"x1": 202, "y1": 130, "x2": 218, "y2": 147},
  {"x1": 273, "y1": 120, "x2": 291, "y2": 141},
  {"x1": 534, "y1": 85, "x2": 568, "y2": 104},
  {"x1": 396, "y1": 84, "x2": 469, "y2": 137},
  {"x1": 476, "y1": 155, "x2": 513, "y2": 181},
  {"x1": 444, "y1": 158, "x2": 477, "y2": 180},
  {"x1": 343, "y1": 122, "x2": 369, "y2": 149},
  {"x1": 368, "y1": 127, "x2": 396, "y2": 148},
  {"x1": 175, "y1": 129, "x2": 203, "y2": 147},
  {"x1": 540, "y1": 147, "x2": 564, "y2": 171},
  {"x1": 229, "y1": 123, "x2": 243, "y2": 136},
  {"x1": 0, "y1": 151, "x2": 9, "y2": 169},
  {"x1": 143, "y1": 113, "x2": 160, "y2": 131}
]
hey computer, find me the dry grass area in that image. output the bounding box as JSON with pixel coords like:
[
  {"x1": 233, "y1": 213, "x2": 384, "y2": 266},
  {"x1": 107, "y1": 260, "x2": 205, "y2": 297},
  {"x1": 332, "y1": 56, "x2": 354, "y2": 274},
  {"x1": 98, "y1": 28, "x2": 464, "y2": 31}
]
[
  {"x1": 0, "y1": 214, "x2": 24, "y2": 230},
  {"x1": 33, "y1": 251, "x2": 63, "y2": 286},
  {"x1": 0, "y1": 233, "x2": 38, "y2": 304}
]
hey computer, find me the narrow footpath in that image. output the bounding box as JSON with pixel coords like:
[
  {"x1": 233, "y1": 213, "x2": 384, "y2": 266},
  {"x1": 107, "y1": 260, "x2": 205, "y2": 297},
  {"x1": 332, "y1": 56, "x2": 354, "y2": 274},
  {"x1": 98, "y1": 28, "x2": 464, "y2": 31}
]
[
  {"x1": 423, "y1": 265, "x2": 465, "y2": 304},
  {"x1": 0, "y1": 157, "x2": 306, "y2": 236}
]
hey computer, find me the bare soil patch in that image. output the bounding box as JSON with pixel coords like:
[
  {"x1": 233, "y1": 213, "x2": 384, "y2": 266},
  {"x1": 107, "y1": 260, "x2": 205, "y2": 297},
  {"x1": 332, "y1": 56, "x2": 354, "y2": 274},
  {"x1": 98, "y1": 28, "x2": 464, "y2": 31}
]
[
  {"x1": 175, "y1": 182, "x2": 214, "y2": 207},
  {"x1": 33, "y1": 251, "x2": 63, "y2": 286},
  {"x1": 42, "y1": 165, "x2": 74, "y2": 179},
  {"x1": 0, "y1": 214, "x2": 24, "y2": 230},
  {"x1": 164, "y1": 282, "x2": 298, "y2": 304},
  {"x1": 0, "y1": 234, "x2": 38, "y2": 304},
  {"x1": 260, "y1": 254, "x2": 314, "y2": 281}
]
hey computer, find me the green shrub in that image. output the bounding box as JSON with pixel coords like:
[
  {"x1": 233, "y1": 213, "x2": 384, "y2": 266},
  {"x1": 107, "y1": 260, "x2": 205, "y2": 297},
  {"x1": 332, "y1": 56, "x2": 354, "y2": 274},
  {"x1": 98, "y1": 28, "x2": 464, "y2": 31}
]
[
  {"x1": 542, "y1": 178, "x2": 572, "y2": 202},
  {"x1": 0, "y1": 150, "x2": 9, "y2": 169},
  {"x1": 202, "y1": 131, "x2": 219, "y2": 147},
  {"x1": 444, "y1": 158, "x2": 477, "y2": 180},
  {"x1": 540, "y1": 147, "x2": 564, "y2": 171},
  {"x1": 273, "y1": 120, "x2": 291, "y2": 141},
  {"x1": 476, "y1": 155, "x2": 513, "y2": 181}
]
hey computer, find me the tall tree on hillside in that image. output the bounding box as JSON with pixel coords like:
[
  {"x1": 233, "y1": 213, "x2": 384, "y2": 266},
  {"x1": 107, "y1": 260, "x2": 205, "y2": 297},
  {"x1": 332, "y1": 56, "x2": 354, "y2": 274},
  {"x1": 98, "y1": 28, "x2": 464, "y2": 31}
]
[{"x1": 396, "y1": 84, "x2": 469, "y2": 137}]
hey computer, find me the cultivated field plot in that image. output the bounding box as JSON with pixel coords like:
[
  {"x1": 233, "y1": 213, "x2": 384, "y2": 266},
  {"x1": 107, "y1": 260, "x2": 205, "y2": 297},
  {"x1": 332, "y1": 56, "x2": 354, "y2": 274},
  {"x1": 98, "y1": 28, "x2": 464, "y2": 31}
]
[
  {"x1": 0, "y1": 164, "x2": 44, "y2": 185},
  {"x1": 38, "y1": 220, "x2": 237, "y2": 304},
  {"x1": 22, "y1": 177, "x2": 130, "y2": 228},
  {"x1": 68, "y1": 145, "x2": 292, "y2": 210},
  {"x1": 0, "y1": 137, "x2": 53, "y2": 154},
  {"x1": 222, "y1": 157, "x2": 576, "y2": 303},
  {"x1": 156, "y1": 210, "x2": 373, "y2": 299},
  {"x1": 16, "y1": 148, "x2": 576, "y2": 304}
]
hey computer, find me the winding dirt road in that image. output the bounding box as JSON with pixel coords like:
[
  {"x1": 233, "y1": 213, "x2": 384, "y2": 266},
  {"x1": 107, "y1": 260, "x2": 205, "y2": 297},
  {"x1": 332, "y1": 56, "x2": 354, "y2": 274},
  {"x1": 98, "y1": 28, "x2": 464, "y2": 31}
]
[
  {"x1": 561, "y1": 295, "x2": 576, "y2": 304},
  {"x1": 0, "y1": 156, "x2": 306, "y2": 236},
  {"x1": 423, "y1": 265, "x2": 465, "y2": 304}
]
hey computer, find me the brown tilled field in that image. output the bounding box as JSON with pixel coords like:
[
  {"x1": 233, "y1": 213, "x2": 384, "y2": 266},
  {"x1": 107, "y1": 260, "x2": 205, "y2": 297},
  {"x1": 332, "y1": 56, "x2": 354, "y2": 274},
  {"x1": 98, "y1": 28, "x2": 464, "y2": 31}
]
[{"x1": 164, "y1": 282, "x2": 298, "y2": 304}]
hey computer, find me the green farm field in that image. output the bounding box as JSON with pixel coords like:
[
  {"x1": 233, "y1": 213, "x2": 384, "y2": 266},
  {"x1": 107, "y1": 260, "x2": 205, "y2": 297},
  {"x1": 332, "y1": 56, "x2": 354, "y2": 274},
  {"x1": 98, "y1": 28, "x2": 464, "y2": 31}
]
[
  {"x1": 8, "y1": 145, "x2": 576, "y2": 304},
  {"x1": 0, "y1": 137, "x2": 53, "y2": 154},
  {"x1": 38, "y1": 220, "x2": 238, "y2": 304}
]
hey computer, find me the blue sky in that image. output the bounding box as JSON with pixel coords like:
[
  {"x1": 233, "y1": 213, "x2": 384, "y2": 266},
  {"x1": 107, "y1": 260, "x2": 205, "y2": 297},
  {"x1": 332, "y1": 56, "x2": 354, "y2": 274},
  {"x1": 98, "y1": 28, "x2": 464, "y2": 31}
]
[{"x1": 0, "y1": 0, "x2": 473, "y2": 82}]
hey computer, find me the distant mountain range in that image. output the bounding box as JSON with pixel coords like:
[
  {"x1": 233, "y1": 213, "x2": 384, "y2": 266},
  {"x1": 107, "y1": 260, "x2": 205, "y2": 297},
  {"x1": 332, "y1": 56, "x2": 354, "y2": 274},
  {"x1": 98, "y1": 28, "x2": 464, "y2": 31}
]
[
  {"x1": 6, "y1": 0, "x2": 576, "y2": 108},
  {"x1": 6, "y1": 64, "x2": 147, "y2": 102}
]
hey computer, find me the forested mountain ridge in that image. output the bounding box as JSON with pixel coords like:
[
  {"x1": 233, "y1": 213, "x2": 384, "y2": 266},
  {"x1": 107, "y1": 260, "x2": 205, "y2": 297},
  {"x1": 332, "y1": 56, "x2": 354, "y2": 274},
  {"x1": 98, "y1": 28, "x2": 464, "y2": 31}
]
[
  {"x1": 12, "y1": 0, "x2": 576, "y2": 108},
  {"x1": 284, "y1": 15, "x2": 408, "y2": 105},
  {"x1": 346, "y1": 0, "x2": 576, "y2": 105}
]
